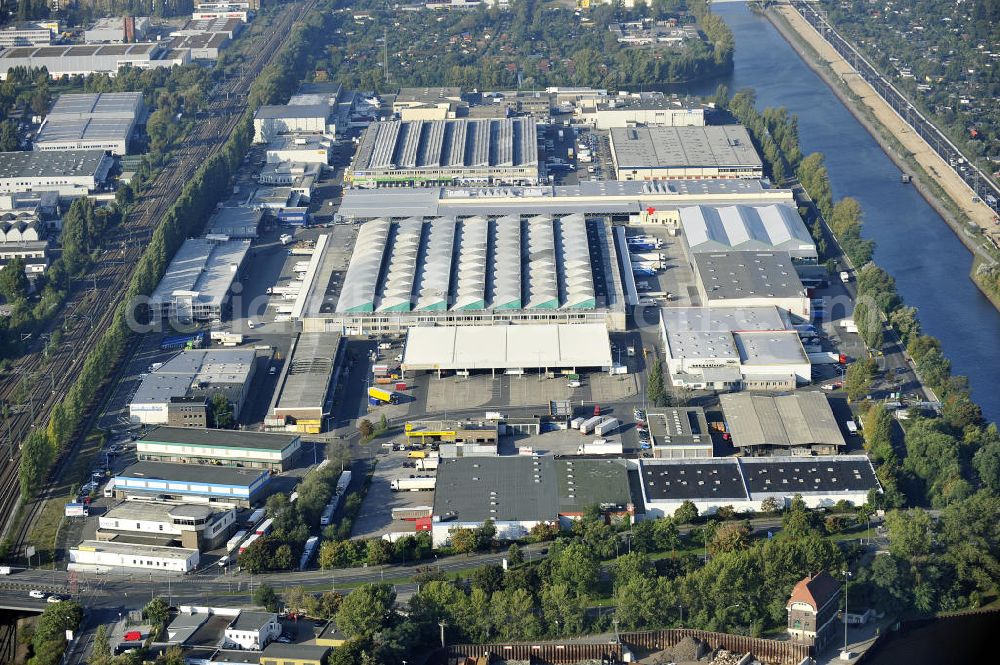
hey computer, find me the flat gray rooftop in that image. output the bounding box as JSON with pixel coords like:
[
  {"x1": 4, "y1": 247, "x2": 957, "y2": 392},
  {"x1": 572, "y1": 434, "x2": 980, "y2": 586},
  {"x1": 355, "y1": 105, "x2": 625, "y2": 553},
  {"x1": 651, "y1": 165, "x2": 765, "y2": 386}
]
[
  {"x1": 140, "y1": 426, "x2": 298, "y2": 451},
  {"x1": 274, "y1": 332, "x2": 341, "y2": 413},
  {"x1": 117, "y1": 461, "x2": 268, "y2": 487},
  {"x1": 611, "y1": 125, "x2": 762, "y2": 170},
  {"x1": 660, "y1": 306, "x2": 790, "y2": 333},
  {"x1": 148, "y1": 238, "x2": 251, "y2": 309},
  {"x1": 352, "y1": 117, "x2": 538, "y2": 173},
  {"x1": 131, "y1": 349, "x2": 255, "y2": 405},
  {"x1": 0, "y1": 150, "x2": 110, "y2": 178},
  {"x1": 645, "y1": 407, "x2": 711, "y2": 448},
  {"x1": 35, "y1": 116, "x2": 134, "y2": 143},
  {"x1": 665, "y1": 330, "x2": 738, "y2": 360},
  {"x1": 433, "y1": 456, "x2": 630, "y2": 523},
  {"x1": 693, "y1": 251, "x2": 807, "y2": 301},
  {"x1": 719, "y1": 392, "x2": 846, "y2": 450},
  {"x1": 47, "y1": 92, "x2": 142, "y2": 119},
  {"x1": 734, "y1": 331, "x2": 808, "y2": 365},
  {"x1": 255, "y1": 104, "x2": 328, "y2": 120},
  {"x1": 337, "y1": 178, "x2": 786, "y2": 219}
]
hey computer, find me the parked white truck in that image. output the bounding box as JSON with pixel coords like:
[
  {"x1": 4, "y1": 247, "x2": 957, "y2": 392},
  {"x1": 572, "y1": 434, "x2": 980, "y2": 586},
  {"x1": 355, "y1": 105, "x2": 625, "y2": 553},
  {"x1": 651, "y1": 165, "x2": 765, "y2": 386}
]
[
  {"x1": 577, "y1": 440, "x2": 624, "y2": 455},
  {"x1": 594, "y1": 417, "x2": 620, "y2": 436},
  {"x1": 391, "y1": 477, "x2": 436, "y2": 491},
  {"x1": 579, "y1": 416, "x2": 604, "y2": 434}
]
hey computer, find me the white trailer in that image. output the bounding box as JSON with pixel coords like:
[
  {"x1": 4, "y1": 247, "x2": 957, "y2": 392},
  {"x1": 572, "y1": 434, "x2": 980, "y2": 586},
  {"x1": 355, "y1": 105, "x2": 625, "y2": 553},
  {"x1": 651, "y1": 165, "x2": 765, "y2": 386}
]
[
  {"x1": 808, "y1": 352, "x2": 841, "y2": 365},
  {"x1": 579, "y1": 416, "x2": 604, "y2": 434},
  {"x1": 299, "y1": 536, "x2": 319, "y2": 570},
  {"x1": 335, "y1": 470, "x2": 352, "y2": 495},
  {"x1": 570, "y1": 416, "x2": 586, "y2": 429},
  {"x1": 594, "y1": 417, "x2": 620, "y2": 436},
  {"x1": 577, "y1": 440, "x2": 624, "y2": 455},
  {"x1": 416, "y1": 457, "x2": 439, "y2": 471},
  {"x1": 391, "y1": 477, "x2": 436, "y2": 491}
]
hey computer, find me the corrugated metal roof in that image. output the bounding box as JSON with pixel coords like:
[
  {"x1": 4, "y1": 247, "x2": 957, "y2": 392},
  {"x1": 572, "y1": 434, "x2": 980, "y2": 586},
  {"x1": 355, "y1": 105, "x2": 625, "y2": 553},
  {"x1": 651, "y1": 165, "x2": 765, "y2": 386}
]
[
  {"x1": 719, "y1": 392, "x2": 846, "y2": 449},
  {"x1": 336, "y1": 218, "x2": 390, "y2": 313},
  {"x1": 453, "y1": 216, "x2": 488, "y2": 310}
]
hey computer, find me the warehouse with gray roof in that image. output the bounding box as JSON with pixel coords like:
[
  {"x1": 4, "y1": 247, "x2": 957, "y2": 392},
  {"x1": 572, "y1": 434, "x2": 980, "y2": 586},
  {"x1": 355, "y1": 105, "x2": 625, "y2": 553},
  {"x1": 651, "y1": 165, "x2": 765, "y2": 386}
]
[
  {"x1": 266, "y1": 332, "x2": 344, "y2": 431},
  {"x1": 678, "y1": 204, "x2": 817, "y2": 262},
  {"x1": 336, "y1": 178, "x2": 793, "y2": 220},
  {"x1": 431, "y1": 456, "x2": 632, "y2": 546},
  {"x1": 0, "y1": 150, "x2": 114, "y2": 197},
  {"x1": 0, "y1": 43, "x2": 189, "y2": 80},
  {"x1": 35, "y1": 92, "x2": 145, "y2": 155},
  {"x1": 692, "y1": 251, "x2": 811, "y2": 319},
  {"x1": 129, "y1": 349, "x2": 258, "y2": 426},
  {"x1": 638, "y1": 455, "x2": 879, "y2": 518},
  {"x1": 609, "y1": 125, "x2": 763, "y2": 181},
  {"x1": 720, "y1": 392, "x2": 847, "y2": 456},
  {"x1": 348, "y1": 117, "x2": 540, "y2": 188},
  {"x1": 148, "y1": 238, "x2": 251, "y2": 322}
]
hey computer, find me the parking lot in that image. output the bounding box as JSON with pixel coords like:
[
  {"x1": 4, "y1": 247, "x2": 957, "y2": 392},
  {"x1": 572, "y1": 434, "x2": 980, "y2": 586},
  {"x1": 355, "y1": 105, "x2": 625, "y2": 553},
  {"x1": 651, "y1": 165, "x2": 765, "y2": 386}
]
[{"x1": 350, "y1": 448, "x2": 433, "y2": 541}]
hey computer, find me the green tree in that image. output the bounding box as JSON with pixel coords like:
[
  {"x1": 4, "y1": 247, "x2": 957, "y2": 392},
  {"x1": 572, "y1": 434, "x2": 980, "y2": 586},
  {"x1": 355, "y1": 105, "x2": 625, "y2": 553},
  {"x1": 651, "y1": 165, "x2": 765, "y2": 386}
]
[
  {"x1": 91, "y1": 625, "x2": 112, "y2": 665},
  {"x1": 0, "y1": 120, "x2": 18, "y2": 152},
  {"x1": 358, "y1": 419, "x2": 375, "y2": 440},
  {"x1": 885, "y1": 508, "x2": 933, "y2": 562},
  {"x1": 253, "y1": 583, "x2": 280, "y2": 612},
  {"x1": 450, "y1": 527, "x2": 478, "y2": 554},
  {"x1": 0, "y1": 258, "x2": 28, "y2": 303},
  {"x1": 365, "y1": 538, "x2": 392, "y2": 566},
  {"x1": 143, "y1": 597, "x2": 170, "y2": 631},
  {"x1": 549, "y1": 542, "x2": 599, "y2": 597},
  {"x1": 709, "y1": 521, "x2": 751, "y2": 555},
  {"x1": 490, "y1": 588, "x2": 539, "y2": 640},
  {"x1": 647, "y1": 357, "x2": 666, "y2": 407},
  {"x1": 209, "y1": 393, "x2": 233, "y2": 428},
  {"x1": 613, "y1": 551, "x2": 655, "y2": 586},
  {"x1": 507, "y1": 543, "x2": 524, "y2": 567},
  {"x1": 845, "y1": 358, "x2": 876, "y2": 402},
  {"x1": 673, "y1": 500, "x2": 699, "y2": 524},
  {"x1": 335, "y1": 583, "x2": 395, "y2": 639},
  {"x1": 540, "y1": 583, "x2": 585, "y2": 636}
]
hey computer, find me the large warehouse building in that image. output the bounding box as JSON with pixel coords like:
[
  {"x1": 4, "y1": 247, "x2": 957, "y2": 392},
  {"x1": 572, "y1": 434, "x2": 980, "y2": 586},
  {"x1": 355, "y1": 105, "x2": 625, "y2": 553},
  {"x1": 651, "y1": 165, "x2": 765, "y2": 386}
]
[
  {"x1": 113, "y1": 461, "x2": 270, "y2": 507},
  {"x1": 253, "y1": 104, "x2": 331, "y2": 143},
  {"x1": 401, "y1": 324, "x2": 613, "y2": 376},
  {"x1": 638, "y1": 455, "x2": 880, "y2": 518},
  {"x1": 719, "y1": 392, "x2": 847, "y2": 456},
  {"x1": 0, "y1": 43, "x2": 189, "y2": 80},
  {"x1": 148, "y1": 238, "x2": 251, "y2": 322},
  {"x1": 692, "y1": 251, "x2": 811, "y2": 319},
  {"x1": 347, "y1": 118, "x2": 540, "y2": 188},
  {"x1": 336, "y1": 179, "x2": 794, "y2": 221},
  {"x1": 431, "y1": 456, "x2": 633, "y2": 546},
  {"x1": 678, "y1": 204, "x2": 817, "y2": 262},
  {"x1": 660, "y1": 306, "x2": 809, "y2": 391},
  {"x1": 128, "y1": 349, "x2": 257, "y2": 425},
  {"x1": 266, "y1": 332, "x2": 344, "y2": 434},
  {"x1": 0, "y1": 150, "x2": 114, "y2": 197},
  {"x1": 609, "y1": 125, "x2": 763, "y2": 181},
  {"x1": 318, "y1": 214, "x2": 626, "y2": 333},
  {"x1": 34, "y1": 92, "x2": 144, "y2": 155},
  {"x1": 137, "y1": 427, "x2": 302, "y2": 471}
]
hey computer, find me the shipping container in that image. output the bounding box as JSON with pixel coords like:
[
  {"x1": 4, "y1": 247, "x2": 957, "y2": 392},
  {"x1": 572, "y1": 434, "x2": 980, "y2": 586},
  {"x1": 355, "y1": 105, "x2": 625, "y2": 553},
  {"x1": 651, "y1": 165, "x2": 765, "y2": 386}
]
[
  {"x1": 395, "y1": 382, "x2": 407, "y2": 391},
  {"x1": 570, "y1": 416, "x2": 586, "y2": 429},
  {"x1": 579, "y1": 416, "x2": 603, "y2": 434},
  {"x1": 576, "y1": 440, "x2": 624, "y2": 455},
  {"x1": 368, "y1": 387, "x2": 396, "y2": 403},
  {"x1": 246, "y1": 508, "x2": 266, "y2": 527}
]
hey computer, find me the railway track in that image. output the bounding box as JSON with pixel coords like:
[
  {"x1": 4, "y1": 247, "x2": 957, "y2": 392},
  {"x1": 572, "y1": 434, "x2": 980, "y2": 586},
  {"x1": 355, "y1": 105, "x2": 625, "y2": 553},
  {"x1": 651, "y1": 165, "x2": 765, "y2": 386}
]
[{"x1": 0, "y1": 1, "x2": 316, "y2": 555}]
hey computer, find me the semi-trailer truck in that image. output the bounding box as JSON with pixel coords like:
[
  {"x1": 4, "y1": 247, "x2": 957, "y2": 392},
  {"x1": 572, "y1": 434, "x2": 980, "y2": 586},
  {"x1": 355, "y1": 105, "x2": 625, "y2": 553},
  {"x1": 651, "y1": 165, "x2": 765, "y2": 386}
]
[
  {"x1": 391, "y1": 477, "x2": 436, "y2": 491},
  {"x1": 577, "y1": 440, "x2": 624, "y2": 455},
  {"x1": 299, "y1": 536, "x2": 319, "y2": 570},
  {"x1": 367, "y1": 387, "x2": 398, "y2": 404}
]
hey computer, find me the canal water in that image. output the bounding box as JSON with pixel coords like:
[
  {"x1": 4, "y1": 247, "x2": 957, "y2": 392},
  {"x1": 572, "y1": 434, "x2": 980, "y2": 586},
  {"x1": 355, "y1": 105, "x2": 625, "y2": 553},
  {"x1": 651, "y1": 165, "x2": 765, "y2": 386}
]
[{"x1": 670, "y1": 3, "x2": 1000, "y2": 422}]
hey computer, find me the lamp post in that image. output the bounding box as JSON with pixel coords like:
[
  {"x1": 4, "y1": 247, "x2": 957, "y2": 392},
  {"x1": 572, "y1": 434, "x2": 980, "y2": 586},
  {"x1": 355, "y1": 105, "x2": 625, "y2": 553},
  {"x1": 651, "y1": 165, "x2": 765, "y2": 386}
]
[
  {"x1": 438, "y1": 621, "x2": 447, "y2": 649},
  {"x1": 842, "y1": 570, "x2": 852, "y2": 657}
]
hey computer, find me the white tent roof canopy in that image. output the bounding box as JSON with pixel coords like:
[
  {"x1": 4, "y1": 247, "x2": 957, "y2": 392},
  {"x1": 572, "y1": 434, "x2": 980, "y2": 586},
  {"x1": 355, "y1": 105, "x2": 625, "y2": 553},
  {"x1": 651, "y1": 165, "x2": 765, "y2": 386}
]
[{"x1": 401, "y1": 324, "x2": 613, "y2": 371}]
